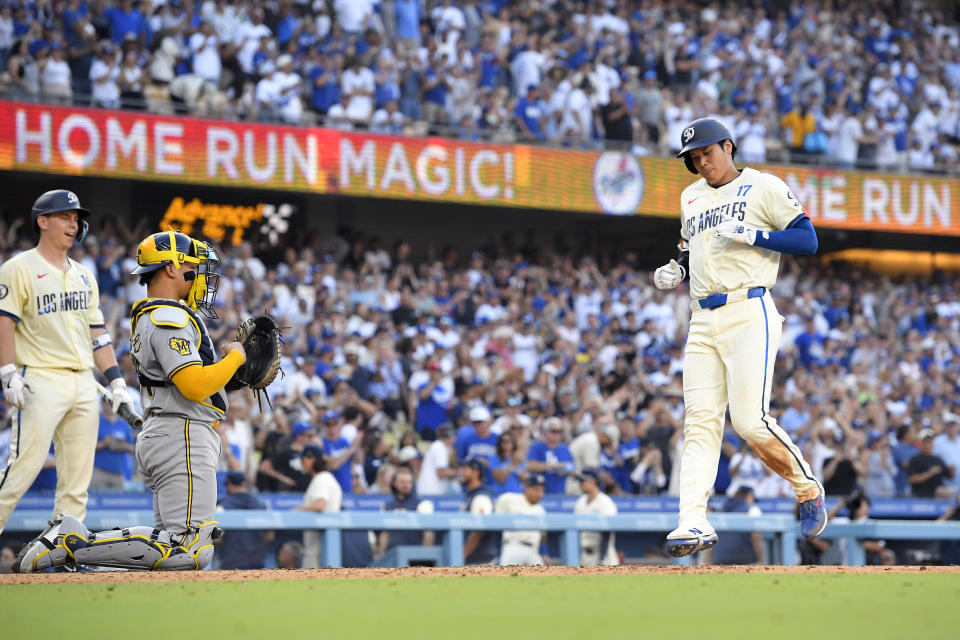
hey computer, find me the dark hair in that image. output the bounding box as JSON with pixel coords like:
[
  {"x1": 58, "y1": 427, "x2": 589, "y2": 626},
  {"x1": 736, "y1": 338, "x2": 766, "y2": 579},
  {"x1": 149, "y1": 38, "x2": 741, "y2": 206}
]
[
  {"x1": 138, "y1": 266, "x2": 166, "y2": 287},
  {"x1": 496, "y1": 433, "x2": 515, "y2": 459},
  {"x1": 306, "y1": 454, "x2": 327, "y2": 474},
  {"x1": 342, "y1": 405, "x2": 361, "y2": 422}
]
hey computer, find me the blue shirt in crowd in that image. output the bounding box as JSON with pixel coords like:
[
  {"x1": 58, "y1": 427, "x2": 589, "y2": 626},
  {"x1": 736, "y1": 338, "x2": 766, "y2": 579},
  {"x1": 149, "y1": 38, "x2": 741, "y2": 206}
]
[
  {"x1": 526, "y1": 441, "x2": 574, "y2": 494},
  {"x1": 94, "y1": 414, "x2": 135, "y2": 478},
  {"x1": 323, "y1": 435, "x2": 353, "y2": 493},
  {"x1": 490, "y1": 455, "x2": 524, "y2": 495}
]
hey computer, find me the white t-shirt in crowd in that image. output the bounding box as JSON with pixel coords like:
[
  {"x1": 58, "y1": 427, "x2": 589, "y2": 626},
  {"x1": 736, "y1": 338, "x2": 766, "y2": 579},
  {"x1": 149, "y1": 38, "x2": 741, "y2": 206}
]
[
  {"x1": 334, "y1": 0, "x2": 373, "y2": 32},
  {"x1": 835, "y1": 116, "x2": 863, "y2": 164},
  {"x1": 189, "y1": 33, "x2": 221, "y2": 83},
  {"x1": 418, "y1": 439, "x2": 452, "y2": 495},
  {"x1": 90, "y1": 59, "x2": 120, "y2": 104},
  {"x1": 342, "y1": 66, "x2": 376, "y2": 123},
  {"x1": 41, "y1": 58, "x2": 72, "y2": 95},
  {"x1": 561, "y1": 87, "x2": 592, "y2": 137},
  {"x1": 236, "y1": 22, "x2": 272, "y2": 73}
]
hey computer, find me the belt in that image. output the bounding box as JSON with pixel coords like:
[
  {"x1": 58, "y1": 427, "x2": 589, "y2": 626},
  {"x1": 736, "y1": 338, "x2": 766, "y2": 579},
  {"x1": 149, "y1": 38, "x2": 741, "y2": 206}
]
[{"x1": 693, "y1": 286, "x2": 765, "y2": 311}]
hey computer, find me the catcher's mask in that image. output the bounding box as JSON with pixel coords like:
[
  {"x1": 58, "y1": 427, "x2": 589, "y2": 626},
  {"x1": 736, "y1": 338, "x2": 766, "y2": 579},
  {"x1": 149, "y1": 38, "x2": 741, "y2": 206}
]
[{"x1": 131, "y1": 231, "x2": 222, "y2": 319}]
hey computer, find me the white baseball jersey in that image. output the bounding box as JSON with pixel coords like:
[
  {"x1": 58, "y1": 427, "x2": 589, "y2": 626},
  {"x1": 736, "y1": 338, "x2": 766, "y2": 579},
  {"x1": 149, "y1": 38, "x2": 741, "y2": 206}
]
[
  {"x1": 302, "y1": 470, "x2": 343, "y2": 568},
  {"x1": 573, "y1": 490, "x2": 618, "y2": 565},
  {"x1": 680, "y1": 167, "x2": 806, "y2": 299},
  {"x1": 494, "y1": 492, "x2": 545, "y2": 547},
  {"x1": 0, "y1": 248, "x2": 104, "y2": 368}
]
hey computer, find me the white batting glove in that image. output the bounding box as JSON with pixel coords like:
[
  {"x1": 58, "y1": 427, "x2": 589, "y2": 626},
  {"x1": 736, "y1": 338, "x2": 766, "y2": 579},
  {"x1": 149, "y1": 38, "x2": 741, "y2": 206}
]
[
  {"x1": 715, "y1": 217, "x2": 757, "y2": 245},
  {"x1": 654, "y1": 259, "x2": 685, "y2": 290},
  {"x1": 1, "y1": 364, "x2": 32, "y2": 410},
  {"x1": 109, "y1": 378, "x2": 134, "y2": 413}
]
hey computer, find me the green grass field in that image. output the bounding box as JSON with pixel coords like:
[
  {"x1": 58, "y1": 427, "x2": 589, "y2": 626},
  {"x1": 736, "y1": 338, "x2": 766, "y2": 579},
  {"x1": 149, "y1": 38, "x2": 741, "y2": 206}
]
[{"x1": 3, "y1": 573, "x2": 955, "y2": 639}]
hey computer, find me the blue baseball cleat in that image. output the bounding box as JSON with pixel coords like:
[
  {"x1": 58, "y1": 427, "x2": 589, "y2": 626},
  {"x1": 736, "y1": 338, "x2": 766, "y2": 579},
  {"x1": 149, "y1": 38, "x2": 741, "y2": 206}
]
[
  {"x1": 666, "y1": 527, "x2": 719, "y2": 558},
  {"x1": 799, "y1": 492, "x2": 828, "y2": 539}
]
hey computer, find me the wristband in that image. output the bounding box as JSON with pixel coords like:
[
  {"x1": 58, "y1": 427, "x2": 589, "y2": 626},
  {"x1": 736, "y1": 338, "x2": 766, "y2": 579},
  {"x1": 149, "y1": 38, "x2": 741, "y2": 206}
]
[
  {"x1": 92, "y1": 333, "x2": 113, "y2": 351},
  {"x1": 104, "y1": 365, "x2": 123, "y2": 382}
]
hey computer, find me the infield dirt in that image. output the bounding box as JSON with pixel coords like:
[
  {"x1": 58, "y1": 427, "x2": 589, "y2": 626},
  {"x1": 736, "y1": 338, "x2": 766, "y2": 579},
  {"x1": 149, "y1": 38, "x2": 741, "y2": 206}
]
[{"x1": 2, "y1": 563, "x2": 958, "y2": 585}]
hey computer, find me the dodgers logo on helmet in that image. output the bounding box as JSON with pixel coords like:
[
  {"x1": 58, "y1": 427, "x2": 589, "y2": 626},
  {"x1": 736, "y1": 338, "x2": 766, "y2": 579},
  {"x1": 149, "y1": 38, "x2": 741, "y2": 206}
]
[
  {"x1": 66, "y1": 191, "x2": 79, "y2": 206},
  {"x1": 682, "y1": 127, "x2": 695, "y2": 142}
]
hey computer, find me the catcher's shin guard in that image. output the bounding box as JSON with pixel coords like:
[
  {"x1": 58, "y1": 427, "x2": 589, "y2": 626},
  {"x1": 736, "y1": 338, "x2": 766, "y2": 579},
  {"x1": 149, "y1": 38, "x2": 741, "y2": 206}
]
[{"x1": 71, "y1": 521, "x2": 222, "y2": 570}]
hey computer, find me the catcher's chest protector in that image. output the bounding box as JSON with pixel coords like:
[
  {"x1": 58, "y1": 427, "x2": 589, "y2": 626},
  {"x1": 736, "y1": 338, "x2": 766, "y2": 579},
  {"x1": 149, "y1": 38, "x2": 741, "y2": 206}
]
[{"x1": 130, "y1": 298, "x2": 228, "y2": 414}]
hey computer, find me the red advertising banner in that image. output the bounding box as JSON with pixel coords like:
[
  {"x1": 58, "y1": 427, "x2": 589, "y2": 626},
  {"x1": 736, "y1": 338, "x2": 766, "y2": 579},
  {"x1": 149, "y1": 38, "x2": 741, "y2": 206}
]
[{"x1": 1, "y1": 101, "x2": 958, "y2": 236}]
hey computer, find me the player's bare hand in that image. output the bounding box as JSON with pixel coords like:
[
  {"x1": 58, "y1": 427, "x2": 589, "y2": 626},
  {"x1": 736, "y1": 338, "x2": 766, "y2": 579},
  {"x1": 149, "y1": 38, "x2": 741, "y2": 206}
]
[
  {"x1": 715, "y1": 217, "x2": 757, "y2": 245},
  {"x1": 222, "y1": 341, "x2": 247, "y2": 363},
  {"x1": 654, "y1": 259, "x2": 684, "y2": 290},
  {"x1": 0, "y1": 364, "x2": 32, "y2": 410}
]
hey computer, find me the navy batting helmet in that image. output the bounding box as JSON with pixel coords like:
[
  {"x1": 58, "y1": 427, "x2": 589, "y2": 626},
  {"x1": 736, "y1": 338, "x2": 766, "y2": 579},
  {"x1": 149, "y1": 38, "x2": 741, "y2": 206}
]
[
  {"x1": 676, "y1": 117, "x2": 737, "y2": 174},
  {"x1": 31, "y1": 189, "x2": 91, "y2": 242}
]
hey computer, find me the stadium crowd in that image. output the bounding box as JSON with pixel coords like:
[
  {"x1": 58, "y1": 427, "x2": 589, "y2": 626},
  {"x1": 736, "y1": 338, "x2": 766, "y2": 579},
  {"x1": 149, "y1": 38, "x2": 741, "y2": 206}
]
[
  {"x1": 1, "y1": 0, "x2": 959, "y2": 172},
  {"x1": 2, "y1": 215, "x2": 958, "y2": 515}
]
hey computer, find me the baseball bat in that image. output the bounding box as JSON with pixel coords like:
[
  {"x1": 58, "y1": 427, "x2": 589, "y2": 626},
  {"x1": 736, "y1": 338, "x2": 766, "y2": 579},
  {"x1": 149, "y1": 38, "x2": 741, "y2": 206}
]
[{"x1": 96, "y1": 382, "x2": 144, "y2": 431}]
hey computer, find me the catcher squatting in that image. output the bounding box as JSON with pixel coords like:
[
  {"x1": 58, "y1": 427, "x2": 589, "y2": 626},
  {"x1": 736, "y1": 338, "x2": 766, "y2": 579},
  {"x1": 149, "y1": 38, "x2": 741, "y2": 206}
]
[{"x1": 15, "y1": 231, "x2": 283, "y2": 572}]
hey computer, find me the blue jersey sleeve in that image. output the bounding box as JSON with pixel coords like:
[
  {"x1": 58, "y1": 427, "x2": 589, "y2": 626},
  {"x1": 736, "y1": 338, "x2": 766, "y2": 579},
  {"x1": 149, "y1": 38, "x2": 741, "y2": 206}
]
[{"x1": 753, "y1": 215, "x2": 818, "y2": 255}]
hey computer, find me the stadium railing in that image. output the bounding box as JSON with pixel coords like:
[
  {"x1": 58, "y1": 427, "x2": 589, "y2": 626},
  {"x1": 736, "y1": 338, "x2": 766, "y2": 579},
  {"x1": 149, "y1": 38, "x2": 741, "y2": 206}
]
[
  {"x1": 13, "y1": 491, "x2": 958, "y2": 518},
  {"x1": 7, "y1": 509, "x2": 960, "y2": 568}
]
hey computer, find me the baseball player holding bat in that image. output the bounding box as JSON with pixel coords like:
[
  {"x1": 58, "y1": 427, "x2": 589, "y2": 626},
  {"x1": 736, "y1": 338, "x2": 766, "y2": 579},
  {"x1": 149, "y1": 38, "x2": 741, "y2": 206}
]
[
  {"x1": 16, "y1": 230, "x2": 246, "y2": 572},
  {"x1": 0, "y1": 190, "x2": 134, "y2": 535},
  {"x1": 656, "y1": 118, "x2": 828, "y2": 558}
]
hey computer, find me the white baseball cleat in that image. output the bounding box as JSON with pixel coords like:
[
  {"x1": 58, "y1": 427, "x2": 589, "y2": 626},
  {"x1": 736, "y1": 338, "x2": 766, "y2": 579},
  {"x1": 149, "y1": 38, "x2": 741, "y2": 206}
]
[{"x1": 666, "y1": 526, "x2": 719, "y2": 558}]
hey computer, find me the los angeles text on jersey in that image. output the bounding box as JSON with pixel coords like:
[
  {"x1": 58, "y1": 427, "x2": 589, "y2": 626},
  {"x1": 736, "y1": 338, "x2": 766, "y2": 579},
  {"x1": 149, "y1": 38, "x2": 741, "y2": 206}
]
[
  {"x1": 36, "y1": 289, "x2": 92, "y2": 315},
  {"x1": 685, "y1": 200, "x2": 748, "y2": 239}
]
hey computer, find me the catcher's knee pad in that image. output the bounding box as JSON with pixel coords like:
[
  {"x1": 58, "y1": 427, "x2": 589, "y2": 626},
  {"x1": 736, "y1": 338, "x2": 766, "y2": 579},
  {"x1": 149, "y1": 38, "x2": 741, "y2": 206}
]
[{"x1": 154, "y1": 521, "x2": 222, "y2": 571}]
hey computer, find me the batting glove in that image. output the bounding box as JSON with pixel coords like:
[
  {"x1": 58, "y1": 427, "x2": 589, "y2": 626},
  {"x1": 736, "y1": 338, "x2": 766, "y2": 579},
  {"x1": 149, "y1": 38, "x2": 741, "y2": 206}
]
[
  {"x1": 1, "y1": 364, "x2": 32, "y2": 410},
  {"x1": 109, "y1": 378, "x2": 134, "y2": 413},
  {"x1": 715, "y1": 217, "x2": 757, "y2": 245},
  {"x1": 654, "y1": 259, "x2": 685, "y2": 290}
]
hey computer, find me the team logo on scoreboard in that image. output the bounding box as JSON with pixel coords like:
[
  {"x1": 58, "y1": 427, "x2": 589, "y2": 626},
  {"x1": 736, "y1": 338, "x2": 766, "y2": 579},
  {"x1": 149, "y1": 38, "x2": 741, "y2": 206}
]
[{"x1": 592, "y1": 152, "x2": 644, "y2": 215}]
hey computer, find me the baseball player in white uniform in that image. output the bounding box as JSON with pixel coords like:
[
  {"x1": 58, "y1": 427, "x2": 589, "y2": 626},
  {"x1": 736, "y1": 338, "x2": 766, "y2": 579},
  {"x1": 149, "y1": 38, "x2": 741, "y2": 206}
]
[
  {"x1": 573, "y1": 469, "x2": 618, "y2": 566},
  {"x1": 655, "y1": 118, "x2": 828, "y2": 558},
  {"x1": 495, "y1": 473, "x2": 547, "y2": 566},
  {"x1": 0, "y1": 190, "x2": 134, "y2": 535}
]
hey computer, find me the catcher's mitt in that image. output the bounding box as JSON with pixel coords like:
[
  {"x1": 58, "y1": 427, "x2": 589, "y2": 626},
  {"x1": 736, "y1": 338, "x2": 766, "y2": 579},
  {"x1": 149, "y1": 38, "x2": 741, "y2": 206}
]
[{"x1": 227, "y1": 314, "x2": 283, "y2": 409}]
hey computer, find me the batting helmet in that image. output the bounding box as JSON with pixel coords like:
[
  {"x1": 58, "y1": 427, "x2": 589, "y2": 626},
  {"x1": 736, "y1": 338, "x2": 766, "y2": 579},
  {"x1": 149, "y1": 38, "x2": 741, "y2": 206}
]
[
  {"x1": 31, "y1": 189, "x2": 91, "y2": 243},
  {"x1": 676, "y1": 117, "x2": 738, "y2": 174},
  {"x1": 131, "y1": 231, "x2": 223, "y2": 318}
]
